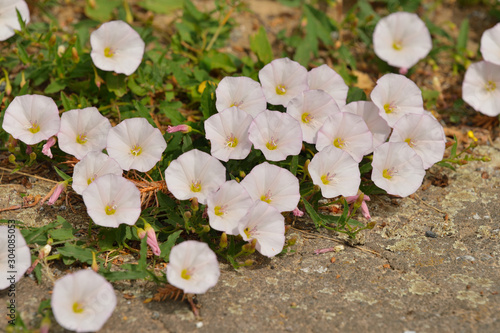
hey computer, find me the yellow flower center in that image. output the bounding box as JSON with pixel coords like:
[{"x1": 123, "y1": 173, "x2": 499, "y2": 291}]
[
  {"x1": 72, "y1": 302, "x2": 84, "y2": 314},
  {"x1": 405, "y1": 138, "x2": 415, "y2": 147},
  {"x1": 244, "y1": 227, "x2": 251, "y2": 239},
  {"x1": 276, "y1": 85, "x2": 287, "y2": 95},
  {"x1": 383, "y1": 169, "x2": 393, "y2": 179},
  {"x1": 333, "y1": 137, "x2": 345, "y2": 149},
  {"x1": 28, "y1": 122, "x2": 40, "y2": 134},
  {"x1": 260, "y1": 190, "x2": 272, "y2": 204},
  {"x1": 485, "y1": 80, "x2": 496, "y2": 92},
  {"x1": 87, "y1": 176, "x2": 95, "y2": 185},
  {"x1": 104, "y1": 47, "x2": 114, "y2": 58},
  {"x1": 214, "y1": 206, "x2": 225, "y2": 216},
  {"x1": 76, "y1": 133, "x2": 88, "y2": 144},
  {"x1": 130, "y1": 145, "x2": 142, "y2": 156},
  {"x1": 226, "y1": 134, "x2": 238, "y2": 148},
  {"x1": 190, "y1": 180, "x2": 202, "y2": 193},
  {"x1": 105, "y1": 204, "x2": 116, "y2": 215},
  {"x1": 301, "y1": 113, "x2": 313, "y2": 124},
  {"x1": 384, "y1": 103, "x2": 395, "y2": 114},
  {"x1": 392, "y1": 41, "x2": 403, "y2": 51},
  {"x1": 321, "y1": 172, "x2": 334, "y2": 185},
  {"x1": 266, "y1": 137, "x2": 278, "y2": 150},
  {"x1": 181, "y1": 269, "x2": 191, "y2": 280}
]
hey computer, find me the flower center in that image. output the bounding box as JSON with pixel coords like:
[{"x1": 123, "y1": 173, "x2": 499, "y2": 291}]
[
  {"x1": 28, "y1": 121, "x2": 40, "y2": 134},
  {"x1": 260, "y1": 190, "x2": 272, "y2": 204},
  {"x1": 266, "y1": 137, "x2": 278, "y2": 150},
  {"x1": 321, "y1": 172, "x2": 335, "y2": 185},
  {"x1": 130, "y1": 145, "x2": 142, "y2": 156},
  {"x1": 181, "y1": 268, "x2": 192, "y2": 280},
  {"x1": 105, "y1": 204, "x2": 117, "y2": 215},
  {"x1": 383, "y1": 103, "x2": 397, "y2": 114},
  {"x1": 301, "y1": 113, "x2": 313, "y2": 124},
  {"x1": 190, "y1": 180, "x2": 202, "y2": 193},
  {"x1": 214, "y1": 205, "x2": 225, "y2": 216},
  {"x1": 104, "y1": 47, "x2": 114, "y2": 58},
  {"x1": 276, "y1": 85, "x2": 287, "y2": 95},
  {"x1": 392, "y1": 41, "x2": 403, "y2": 51},
  {"x1": 485, "y1": 80, "x2": 496, "y2": 92},
  {"x1": 333, "y1": 137, "x2": 345, "y2": 149},
  {"x1": 244, "y1": 227, "x2": 252, "y2": 239},
  {"x1": 226, "y1": 134, "x2": 238, "y2": 148},
  {"x1": 87, "y1": 176, "x2": 96, "y2": 185},
  {"x1": 76, "y1": 133, "x2": 88, "y2": 144},
  {"x1": 230, "y1": 100, "x2": 243, "y2": 107},
  {"x1": 383, "y1": 168, "x2": 395, "y2": 179},
  {"x1": 72, "y1": 302, "x2": 84, "y2": 314},
  {"x1": 405, "y1": 138, "x2": 415, "y2": 148}
]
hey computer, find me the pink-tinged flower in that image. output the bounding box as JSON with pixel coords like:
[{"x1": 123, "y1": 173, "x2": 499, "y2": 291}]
[
  {"x1": 215, "y1": 76, "x2": 267, "y2": 117},
  {"x1": 82, "y1": 174, "x2": 141, "y2": 228},
  {"x1": 138, "y1": 223, "x2": 161, "y2": 256},
  {"x1": 166, "y1": 240, "x2": 220, "y2": 294},
  {"x1": 373, "y1": 12, "x2": 432, "y2": 71},
  {"x1": 72, "y1": 151, "x2": 122, "y2": 195},
  {"x1": 48, "y1": 181, "x2": 67, "y2": 205},
  {"x1": 42, "y1": 136, "x2": 56, "y2": 159},
  {"x1": 258, "y1": 57, "x2": 309, "y2": 107},
  {"x1": 240, "y1": 162, "x2": 300, "y2": 212},
  {"x1": 90, "y1": 20, "x2": 145, "y2": 75},
  {"x1": 480, "y1": 23, "x2": 500, "y2": 66},
  {"x1": 204, "y1": 106, "x2": 253, "y2": 162},
  {"x1": 206, "y1": 180, "x2": 253, "y2": 235},
  {"x1": 342, "y1": 101, "x2": 391, "y2": 151},
  {"x1": 0, "y1": 226, "x2": 31, "y2": 290},
  {"x1": 238, "y1": 201, "x2": 285, "y2": 258},
  {"x1": 345, "y1": 192, "x2": 371, "y2": 220},
  {"x1": 308, "y1": 145, "x2": 361, "y2": 198},
  {"x1": 106, "y1": 117, "x2": 167, "y2": 172},
  {"x1": 462, "y1": 61, "x2": 500, "y2": 117},
  {"x1": 390, "y1": 113, "x2": 446, "y2": 169},
  {"x1": 167, "y1": 124, "x2": 192, "y2": 133},
  {"x1": 164, "y1": 149, "x2": 226, "y2": 205},
  {"x1": 2, "y1": 94, "x2": 60, "y2": 145},
  {"x1": 315, "y1": 112, "x2": 373, "y2": 163},
  {"x1": 292, "y1": 207, "x2": 304, "y2": 217},
  {"x1": 371, "y1": 142, "x2": 425, "y2": 197},
  {"x1": 307, "y1": 65, "x2": 349, "y2": 107},
  {"x1": 57, "y1": 107, "x2": 112, "y2": 160},
  {"x1": 370, "y1": 73, "x2": 424, "y2": 127},
  {"x1": 248, "y1": 110, "x2": 302, "y2": 161},
  {"x1": 51, "y1": 270, "x2": 116, "y2": 333},
  {"x1": 0, "y1": 0, "x2": 30, "y2": 41},
  {"x1": 286, "y1": 89, "x2": 340, "y2": 144}
]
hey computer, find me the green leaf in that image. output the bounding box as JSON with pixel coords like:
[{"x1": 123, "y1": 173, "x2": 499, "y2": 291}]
[
  {"x1": 290, "y1": 155, "x2": 298, "y2": 176},
  {"x1": 450, "y1": 135, "x2": 458, "y2": 157},
  {"x1": 44, "y1": 80, "x2": 66, "y2": 94},
  {"x1": 159, "y1": 230, "x2": 183, "y2": 261},
  {"x1": 106, "y1": 72, "x2": 128, "y2": 97},
  {"x1": 456, "y1": 19, "x2": 469, "y2": 51},
  {"x1": 346, "y1": 87, "x2": 366, "y2": 103},
  {"x1": 60, "y1": 92, "x2": 75, "y2": 111},
  {"x1": 53, "y1": 166, "x2": 71, "y2": 181},
  {"x1": 347, "y1": 219, "x2": 365, "y2": 228},
  {"x1": 359, "y1": 161, "x2": 372, "y2": 174},
  {"x1": 250, "y1": 27, "x2": 273, "y2": 65},
  {"x1": 137, "y1": 236, "x2": 148, "y2": 270},
  {"x1": 338, "y1": 45, "x2": 357, "y2": 70},
  {"x1": 200, "y1": 81, "x2": 217, "y2": 120},
  {"x1": 50, "y1": 228, "x2": 74, "y2": 242},
  {"x1": 84, "y1": 0, "x2": 122, "y2": 22},
  {"x1": 57, "y1": 244, "x2": 94, "y2": 264},
  {"x1": 128, "y1": 76, "x2": 148, "y2": 96},
  {"x1": 301, "y1": 196, "x2": 324, "y2": 228},
  {"x1": 200, "y1": 50, "x2": 237, "y2": 73},
  {"x1": 139, "y1": 0, "x2": 184, "y2": 14},
  {"x1": 160, "y1": 100, "x2": 185, "y2": 125}
]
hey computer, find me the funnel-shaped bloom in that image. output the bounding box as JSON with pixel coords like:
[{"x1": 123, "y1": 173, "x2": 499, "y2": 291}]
[
  {"x1": 390, "y1": 113, "x2": 446, "y2": 169},
  {"x1": 2, "y1": 94, "x2": 60, "y2": 145},
  {"x1": 106, "y1": 117, "x2": 167, "y2": 172},
  {"x1": 372, "y1": 142, "x2": 425, "y2": 197},
  {"x1": 373, "y1": 12, "x2": 432, "y2": 71},
  {"x1": 316, "y1": 112, "x2": 373, "y2": 163},
  {"x1": 0, "y1": 0, "x2": 30, "y2": 41},
  {"x1": 462, "y1": 61, "x2": 500, "y2": 117},
  {"x1": 370, "y1": 73, "x2": 424, "y2": 127},
  {"x1": 307, "y1": 65, "x2": 349, "y2": 107},
  {"x1": 238, "y1": 201, "x2": 285, "y2": 258},
  {"x1": 166, "y1": 241, "x2": 220, "y2": 294},
  {"x1": 90, "y1": 20, "x2": 145, "y2": 75},
  {"x1": 164, "y1": 149, "x2": 226, "y2": 205},
  {"x1": 248, "y1": 110, "x2": 302, "y2": 161},
  {"x1": 82, "y1": 174, "x2": 141, "y2": 227},
  {"x1": 57, "y1": 107, "x2": 111, "y2": 160},
  {"x1": 215, "y1": 76, "x2": 267, "y2": 117},
  {"x1": 480, "y1": 23, "x2": 500, "y2": 66},
  {"x1": 240, "y1": 162, "x2": 300, "y2": 212},
  {"x1": 0, "y1": 226, "x2": 31, "y2": 290},
  {"x1": 51, "y1": 270, "x2": 116, "y2": 333},
  {"x1": 207, "y1": 180, "x2": 253, "y2": 235},
  {"x1": 204, "y1": 106, "x2": 253, "y2": 162},
  {"x1": 308, "y1": 146, "x2": 361, "y2": 198},
  {"x1": 72, "y1": 151, "x2": 122, "y2": 195},
  {"x1": 342, "y1": 101, "x2": 391, "y2": 151},
  {"x1": 286, "y1": 89, "x2": 340, "y2": 144},
  {"x1": 259, "y1": 57, "x2": 308, "y2": 107}
]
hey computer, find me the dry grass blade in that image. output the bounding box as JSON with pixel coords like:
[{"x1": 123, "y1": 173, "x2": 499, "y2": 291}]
[{"x1": 152, "y1": 285, "x2": 185, "y2": 302}]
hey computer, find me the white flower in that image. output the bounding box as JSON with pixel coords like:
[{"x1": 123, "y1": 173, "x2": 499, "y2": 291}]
[
  {"x1": 373, "y1": 11, "x2": 432, "y2": 71},
  {"x1": 258, "y1": 57, "x2": 309, "y2": 107},
  {"x1": 342, "y1": 101, "x2": 391, "y2": 151},
  {"x1": 82, "y1": 174, "x2": 141, "y2": 228},
  {"x1": 480, "y1": 23, "x2": 500, "y2": 66},
  {"x1": 106, "y1": 117, "x2": 167, "y2": 172},
  {"x1": 315, "y1": 112, "x2": 373, "y2": 163},
  {"x1": 2, "y1": 94, "x2": 60, "y2": 145},
  {"x1": 462, "y1": 61, "x2": 500, "y2": 117},
  {"x1": 51, "y1": 270, "x2": 116, "y2": 333},
  {"x1": 370, "y1": 73, "x2": 424, "y2": 127},
  {"x1": 307, "y1": 65, "x2": 349, "y2": 107},
  {"x1": 72, "y1": 151, "x2": 123, "y2": 195},
  {"x1": 240, "y1": 162, "x2": 300, "y2": 213},
  {"x1": 238, "y1": 201, "x2": 285, "y2": 258},
  {"x1": 308, "y1": 145, "x2": 361, "y2": 198},
  {"x1": 215, "y1": 76, "x2": 267, "y2": 117},
  {"x1": 90, "y1": 20, "x2": 145, "y2": 76},
  {"x1": 248, "y1": 110, "x2": 302, "y2": 161},
  {"x1": 166, "y1": 241, "x2": 220, "y2": 294},
  {"x1": 207, "y1": 180, "x2": 253, "y2": 235},
  {"x1": 57, "y1": 107, "x2": 111, "y2": 160},
  {"x1": 164, "y1": 149, "x2": 226, "y2": 205},
  {"x1": 371, "y1": 142, "x2": 425, "y2": 197},
  {"x1": 0, "y1": 226, "x2": 31, "y2": 290},
  {"x1": 204, "y1": 106, "x2": 253, "y2": 162},
  {"x1": 0, "y1": 0, "x2": 29, "y2": 41},
  {"x1": 286, "y1": 89, "x2": 340, "y2": 144},
  {"x1": 389, "y1": 113, "x2": 446, "y2": 169}
]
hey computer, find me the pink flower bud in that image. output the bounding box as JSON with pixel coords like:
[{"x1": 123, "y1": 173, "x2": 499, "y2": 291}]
[
  {"x1": 292, "y1": 207, "x2": 304, "y2": 217},
  {"x1": 48, "y1": 182, "x2": 67, "y2": 205},
  {"x1": 167, "y1": 124, "x2": 192, "y2": 133},
  {"x1": 42, "y1": 136, "x2": 57, "y2": 159}
]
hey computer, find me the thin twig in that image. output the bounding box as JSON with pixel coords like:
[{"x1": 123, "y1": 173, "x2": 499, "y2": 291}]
[
  {"x1": 414, "y1": 193, "x2": 447, "y2": 214},
  {"x1": 0, "y1": 166, "x2": 58, "y2": 184}
]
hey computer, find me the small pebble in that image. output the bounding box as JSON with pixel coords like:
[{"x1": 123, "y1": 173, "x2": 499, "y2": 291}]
[
  {"x1": 425, "y1": 230, "x2": 437, "y2": 238},
  {"x1": 456, "y1": 255, "x2": 475, "y2": 263},
  {"x1": 151, "y1": 311, "x2": 160, "y2": 320},
  {"x1": 196, "y1": 322, "x2": 203, "y2": 329},
  {"x1": 59, "y1": 205, "x2": 66, "y2": 211}
]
